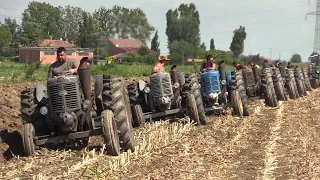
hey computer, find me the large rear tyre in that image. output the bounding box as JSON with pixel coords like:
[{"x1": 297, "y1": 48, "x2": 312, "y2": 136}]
[
  {"x1": 183, "y1": 73, "x2": 207, "y2": 124},
  {"x1": 101, "y1": 110, "x2": 120, "y2": 156},
  {"x1": 186, "y1": 93, "x2": 200, "y2": 124},
  {"x1": 261, "y1": 68, "x2": 278, "y2": 107},
  {"x1": 20, "y1": 88, "x2": 46, "y2": 133},
  {"x1": 230, "y1": 71, "x2": 250, "y2": 116},
  {"x1": 231, "y1": 90, "x2": 244, "y2": 117},
  {"x1": 102, "y1": 75, "x2": 135, "y2": 153},
  {"x1": 22, "y1": 123, "x2": 36, "y2": 156}
]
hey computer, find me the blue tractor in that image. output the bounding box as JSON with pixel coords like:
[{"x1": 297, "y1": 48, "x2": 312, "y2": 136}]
[{"x1": 199, "y1": 61, "x2": 250, "y2": 116}]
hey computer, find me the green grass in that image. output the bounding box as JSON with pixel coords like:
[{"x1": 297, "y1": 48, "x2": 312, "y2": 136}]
[{"x1": 0, "y1": 62, "x2": 235, "y2": 84}]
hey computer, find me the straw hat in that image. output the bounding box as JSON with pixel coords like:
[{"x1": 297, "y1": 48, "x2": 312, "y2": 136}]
[{"x1": 158, "y1": 55, "x2": 170, "y2": 61}]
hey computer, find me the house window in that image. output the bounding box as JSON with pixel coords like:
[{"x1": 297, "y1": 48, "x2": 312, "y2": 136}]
[
  {"x1": 78, "y1": 52, "x2": 89, "y2": 56},
  {"x1": 44, "y1": 51, "x2": 55, "y2": 55}
]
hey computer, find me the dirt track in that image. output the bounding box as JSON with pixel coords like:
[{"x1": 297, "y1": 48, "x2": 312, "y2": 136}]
[{"x1": 1, "y1": 82, "x2": 320, "y2": 179}]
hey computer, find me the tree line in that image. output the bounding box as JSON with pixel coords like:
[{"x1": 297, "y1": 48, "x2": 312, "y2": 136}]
[{"x1": 0, "y1": 1, "x2": 303, "y2": 64}]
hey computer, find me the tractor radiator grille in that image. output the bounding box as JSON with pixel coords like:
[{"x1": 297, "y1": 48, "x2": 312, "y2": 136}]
[
  {"x1": 48, "y1": 82, "x2": 81, "y2": 113},
  {"x1": 150, "y1": 72, "x2": 173, "y2": 98}
]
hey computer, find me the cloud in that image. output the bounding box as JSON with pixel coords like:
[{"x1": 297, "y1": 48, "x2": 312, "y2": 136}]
[{"x1": 0, "y1": 8, "x2": 5, "y2": 15}]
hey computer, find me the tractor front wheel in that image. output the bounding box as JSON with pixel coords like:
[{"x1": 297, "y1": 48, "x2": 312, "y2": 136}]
[
  {"x1": 186, "y1": 93, "x2": 200, "y2": 125},
  {"x1": 132, "y1": 104, "x2": 145, "y2": 127},
  {"x1": 22, "y1": 123, "x2": 36, "y2": 156},
  {"x1": 101, "y1": 110, "x2": 120, "y2": 156},
  {"x1": 231, "y1": 90, "x2": 244, "y2": 117}
]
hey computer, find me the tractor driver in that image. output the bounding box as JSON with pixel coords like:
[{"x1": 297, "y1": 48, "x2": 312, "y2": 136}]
[
  {"x1": 274, "y1": 60, "x2": 281, "y2": 68},
  {"x1": 48, "y1": 47, "x2": 80, "y2": 79},
  {"x1": 232, "y1": 61, "x2": 247, "y2": 70},
  {"x1": 200, "y1": 55, "x2": 216, "y2": 73},
  {"x1": 151, "y1": 55, "x2": 170, "y2": 74}
]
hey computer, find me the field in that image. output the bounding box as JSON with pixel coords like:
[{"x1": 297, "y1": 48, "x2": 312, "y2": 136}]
[{"x1": 0, "y1": 62, "x2": 318, "y2": 179}]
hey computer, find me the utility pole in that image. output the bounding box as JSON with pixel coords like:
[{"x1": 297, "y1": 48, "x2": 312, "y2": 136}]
[
  {"x1": 269, "y1": 47, "x2": 272, "y2": 59},
  {"x1": 306, "y1": 0, "x2": 320, "y2": 53}
]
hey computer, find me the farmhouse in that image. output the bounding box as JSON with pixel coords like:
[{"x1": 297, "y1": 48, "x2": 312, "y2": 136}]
[
  {"x1": 19, "y1": 35, "x2": 94, "y2": 64},
  {"x1": 107, "y1": 38, "x2": 159, "y2": 60}
]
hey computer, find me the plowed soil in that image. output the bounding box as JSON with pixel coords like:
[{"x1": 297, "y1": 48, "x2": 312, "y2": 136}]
[{"x1": 1, "y1": 81, "x2": 320, "y2": 179}]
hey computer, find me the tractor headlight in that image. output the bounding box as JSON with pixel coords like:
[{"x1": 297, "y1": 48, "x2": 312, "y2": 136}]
[
  {"x1": 221, "y1": 80, "x2": 226, "y2": 85},
  {"x1": 40, "y1": 106, "x2": 48, "y2": 115},
  {"x1": 173, "y1": 82, "x2": 180, "y2": 88},
  {"x1": 143, "y1": 86, "x2": 150, "y2": 93},
  {"x1": 82, "y1": 99, "x2": 91, "y2": 110}
]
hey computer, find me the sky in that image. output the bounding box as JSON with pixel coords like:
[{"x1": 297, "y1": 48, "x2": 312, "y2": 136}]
[{"x1": 0, "y1": 0, "x2": 317, "y2": 62}]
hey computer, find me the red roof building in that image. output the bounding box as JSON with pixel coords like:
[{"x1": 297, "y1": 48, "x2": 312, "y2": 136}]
[
  {"x1": 107, "y1": 38, "x2": 159, "y2": 58},
  {"x1": 39, "y1": 35, "x2": 76, "y2": 48}
]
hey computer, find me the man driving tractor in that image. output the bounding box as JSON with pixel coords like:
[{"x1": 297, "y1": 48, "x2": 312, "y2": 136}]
[
  {"x1": 200, "y1": 55, "x2": 216, "y2": 73},
  {"x1": 232, "y1": 61, "x2": 247, "y2": 70},
  {"x1": 151, "y1": 55, "x2": 170, "y2": 74},
  {"x1": 47, "y1": 47, "x2": 80, "y2": 79}
]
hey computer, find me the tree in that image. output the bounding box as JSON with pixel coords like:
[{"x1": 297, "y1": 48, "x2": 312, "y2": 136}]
[
  {"x1": 290, "y1": 53, "x2": 302, "y2": 63},
  {"x1": 93, "y1": 6, "x2": 155, "y2": 43},
  {"x1": 0, "y1": 27, "x2": 13, "y2": 53},
  {"x1": 60, "y1": 5, "x2": 84, "y2": 42},
  {"x1": 229, "y1": 26, "x2": 247, "y2": 58},
  {"x1": 78, "y1": 11, "x2": 99, "y2": 48},
  {"x1": 169, "y1": 40, "x2": 194, "y2": 65},
  {"x1": 138, "y1": 45, "x2": 150, "y2": 56},
  {"x1": 151, "y1": 30, "x2": 160, "y2": 52},
  {"x1": 17, "y1": 22, "x2": 45, "y2": 46},
  {"x1": 22, "y1": 2, "x2": 63, "y2": 39},
  {"x1": 210, "y1": 38, "x2": 215, "y2": 50},
  {"x1": 166, "y1": 3, "x2": 200, "y2": 57},
  {"x1": 200, "y1": 42, "x2": 206, "y2": 50}
]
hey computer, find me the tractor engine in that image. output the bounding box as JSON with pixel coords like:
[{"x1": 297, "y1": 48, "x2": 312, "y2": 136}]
[
  {"x1": 149, "y1": 72, "x2": 174, "y2": 111},
  {"x1": 47, "y1": 75, "x2": 82, "y2": 133},
  {"x1": 200, "y1": 70, "x2": 221, "y2": 105}
]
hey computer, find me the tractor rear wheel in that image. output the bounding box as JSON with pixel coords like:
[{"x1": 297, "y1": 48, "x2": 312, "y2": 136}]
[
  {"x1": 183, "y1": 73, "x2": 207, "y2": 124},
  {"x1": 261, "y1": 68, "x2": 278, "y2": 107},
  {"x1": 294, "y1": 68, "x2": 307, "y2": 97},
  {"x1": 285, "y1": 68, "x2": 298, "y2": 99},
  {"x1": 128, "y1": 81, "x2": 147, "y2": 127},
  {"x1": 102, "y1": 75, "x2": 135, "y2": 153},
  {"x1": 22, "y1": 123, "x2": 36, "y2": 156},
  {"x1": 186, "y1": 93, "x2": 200, "y2": 124},
  {"x1": 20, "y1": 88, "x2": 45, "y2": 133},
  {"x1": 231, "y1": 90, "x2": 244, "y2": 117},
  {"x1": 230, "y1": 71, "x2": 250, "y2": 116},
  {"x1": 272, "y1": 68, "x2": 286, "y2": 101},
  {"x1": 101, "y1": 109, "x2": 120, "y2": 156}
]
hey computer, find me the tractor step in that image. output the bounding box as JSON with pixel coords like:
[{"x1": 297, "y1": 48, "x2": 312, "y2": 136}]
[{"x1": 34, "y1": 129, "x2": 102, "y2": 146}]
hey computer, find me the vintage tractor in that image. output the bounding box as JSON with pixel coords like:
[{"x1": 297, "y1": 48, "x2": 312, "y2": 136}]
[
  {"x1": 20, "y1": 58, "x2": 134, "y2": 156},
  {"x1": 127, "y1": 69, "x2": 207, "y2": 127},
  {"x1": 237, "y1": 66, "x2": 278, "y2": 107},
  {"x1": 307, "y1": 52, "x2": 320, "y2": 88},
  {"x1": 199, "y1": 62, "x2": 249, "y2": 116}
]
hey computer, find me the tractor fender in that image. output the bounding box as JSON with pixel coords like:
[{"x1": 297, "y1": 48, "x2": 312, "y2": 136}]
[{"x1": 36, "y1": 83, "x2": 49, "y2": 105}]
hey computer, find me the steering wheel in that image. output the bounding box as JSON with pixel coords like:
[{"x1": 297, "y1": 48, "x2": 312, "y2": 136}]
[{"x1": 56, "y1": 71, "x2": 72, "y2": 76}]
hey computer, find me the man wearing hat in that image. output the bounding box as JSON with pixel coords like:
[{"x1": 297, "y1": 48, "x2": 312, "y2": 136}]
[
  {"x1": 263, "y1": 58, "x2": 271, "y2": 68},
  {"x1": 151, "y1": 54, "x2": 170, "y2": 74}
]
